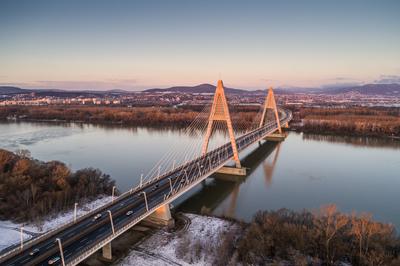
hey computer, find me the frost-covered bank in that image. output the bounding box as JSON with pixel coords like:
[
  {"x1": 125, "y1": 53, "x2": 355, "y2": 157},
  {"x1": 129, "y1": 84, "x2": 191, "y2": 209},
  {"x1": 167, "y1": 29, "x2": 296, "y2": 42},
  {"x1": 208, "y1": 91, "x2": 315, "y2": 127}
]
[
  {"x1": 117, "y1": 213, "x2": 240, "y2": 266},
  {"x1": 118, "y1": 206, "x2": 400, "y2": 266},
  {"x1": 0, "y1": 196, "x2": 112, "y2": 252}
]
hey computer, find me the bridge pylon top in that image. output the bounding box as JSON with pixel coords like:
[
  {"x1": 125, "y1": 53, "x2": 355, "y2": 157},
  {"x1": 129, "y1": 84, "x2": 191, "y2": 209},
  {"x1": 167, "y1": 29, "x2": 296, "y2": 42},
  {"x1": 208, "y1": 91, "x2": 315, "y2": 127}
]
[{"x1": 201, "y1": 80, "x2": 241, "y2": 168}]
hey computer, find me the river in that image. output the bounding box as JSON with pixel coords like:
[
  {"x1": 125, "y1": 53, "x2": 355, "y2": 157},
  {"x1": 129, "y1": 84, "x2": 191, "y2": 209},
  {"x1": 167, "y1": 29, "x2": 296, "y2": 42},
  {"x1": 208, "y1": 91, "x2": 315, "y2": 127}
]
[{"x1": 1, "y1": 121, "x2": 399, "y2": 228}]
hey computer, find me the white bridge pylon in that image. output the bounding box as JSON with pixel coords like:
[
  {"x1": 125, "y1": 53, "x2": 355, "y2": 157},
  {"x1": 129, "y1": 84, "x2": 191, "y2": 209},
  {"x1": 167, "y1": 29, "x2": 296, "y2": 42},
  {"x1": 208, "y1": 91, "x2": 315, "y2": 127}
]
[
  {"x1": 201, "y1": 80, "x2": 242, "y2": 168},
  {"x1": 259, "y1": 87, "x2": 282, "y2": 133},
  {"x1": 201, "y1": 81, "x2": 283, "y2": 171}
]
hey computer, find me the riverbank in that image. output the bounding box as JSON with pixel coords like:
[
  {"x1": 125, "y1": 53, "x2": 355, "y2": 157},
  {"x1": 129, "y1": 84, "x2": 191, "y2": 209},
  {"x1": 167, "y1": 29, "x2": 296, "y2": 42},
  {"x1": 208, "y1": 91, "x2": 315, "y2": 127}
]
[
  {"x1": 116, "y1": 213, "x2": 240, "y2": 266},
  {"x1": 0, "y1": 196, "x2": 112, "y2": 253},
  {"x1": 0, "y1": 149, "x2": 116, "y2": 222},
  {"x1": 290, "y1": 106, "x2": 400, "y2": 139},
  {"x1": 116, "y1": 207, "x2": 400, "y2": 266},
  {"x1": 0, "y1": 105, "x2": 256, "y2": 128},
  {"x1": 1, "y1": 193, "x2": 399, "y2": 265},
  {"x1": 2, "y1": 105, "x2": 399, "y2": 139}
]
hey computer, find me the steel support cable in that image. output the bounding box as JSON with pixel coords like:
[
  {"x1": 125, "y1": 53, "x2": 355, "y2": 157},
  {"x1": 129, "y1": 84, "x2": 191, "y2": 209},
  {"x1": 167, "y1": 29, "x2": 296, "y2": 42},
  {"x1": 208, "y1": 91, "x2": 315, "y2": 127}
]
[
  {"x1": 171, "y1": 115, "x2": 215, "y2": 190},
  {"x1": 174, "y1": 106, "x2": 210, "y2": 165},
  {"x1": 142, "y1": 104, "x2": 211, "y2": 182},
  {"x1": 209, "y1": 120, "x2": 220, "y2": 151},
  {"x1": 233, "y1": 118, "x2": 250, "y2": 136},
  {"x1": 230, "y1": 105, "x2": 258, "y2": 136},
  {"x1": 239, "y1": 104, "x2": 264, "y2": 132},
  {"x1": 149, "y1": 115, "x2": 208, "y2": 182},
  {"x1": 177, "y1": 104, "x2": 210, "y2": 161},
  {"x1": 145, "y1": 111, "x2": 208, "y2": 183},
  {"x1": 161, "y1": 113, "x2": 206, "y2": 171},
  {"x1": 171, "y1": 121, "x2": 207, "y2": 181},
  {"x1": 147, "y1": 104, "x2": 211, "y2": 183},
  {"x1": 210, "y1": 120, "x2": 225, "y2": 151}
]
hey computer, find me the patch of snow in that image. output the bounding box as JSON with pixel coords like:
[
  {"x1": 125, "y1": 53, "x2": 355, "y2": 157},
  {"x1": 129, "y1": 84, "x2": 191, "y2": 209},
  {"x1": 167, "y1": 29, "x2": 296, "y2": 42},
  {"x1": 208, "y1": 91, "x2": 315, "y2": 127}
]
[
  {"x1": 32, "y1": 195, "x2": 112, "y2": 232},
  {"x1": 118, "y1": 213, "x2": 238, "y2": 266},
  {"x1": 0, "y1": 195, "x2": 112, "y2": 252},
  {"x1": 0, "y1": 223, "x2": 31, "y2": 252}
]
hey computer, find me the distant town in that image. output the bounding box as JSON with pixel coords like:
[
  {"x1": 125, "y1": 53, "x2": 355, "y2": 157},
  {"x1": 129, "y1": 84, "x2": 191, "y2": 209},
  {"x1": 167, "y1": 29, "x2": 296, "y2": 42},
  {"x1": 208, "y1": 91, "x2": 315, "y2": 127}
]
[{"x1": 1, "y1": 83, "x2": 399, "y2": 108}]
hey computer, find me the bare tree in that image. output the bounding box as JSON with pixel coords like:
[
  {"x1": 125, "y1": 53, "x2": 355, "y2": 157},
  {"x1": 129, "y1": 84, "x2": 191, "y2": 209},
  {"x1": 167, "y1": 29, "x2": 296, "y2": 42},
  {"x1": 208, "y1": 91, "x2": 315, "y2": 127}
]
[{"x1": 314, "y1": 204, "x2": 348, "y2": 265}]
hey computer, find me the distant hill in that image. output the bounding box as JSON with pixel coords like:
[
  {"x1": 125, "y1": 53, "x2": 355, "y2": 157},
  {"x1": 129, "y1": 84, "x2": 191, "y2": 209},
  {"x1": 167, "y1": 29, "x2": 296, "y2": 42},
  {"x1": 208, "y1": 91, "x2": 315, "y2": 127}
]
[
  {"x1": 0, "y1": 86, "x2": 32, "y2": 94},
  {"x1": 324, "y1": 83, "x2": 400, "y2": 96},
  {"x1": 143, "y1": 83, "x2": 263, "y2": 95},
  {"x1": 0, "y1": 86, "x2": 126, "y2": 97},
  {"x1": 1, "y1": 83, "x2": 399, "y2": 97}
]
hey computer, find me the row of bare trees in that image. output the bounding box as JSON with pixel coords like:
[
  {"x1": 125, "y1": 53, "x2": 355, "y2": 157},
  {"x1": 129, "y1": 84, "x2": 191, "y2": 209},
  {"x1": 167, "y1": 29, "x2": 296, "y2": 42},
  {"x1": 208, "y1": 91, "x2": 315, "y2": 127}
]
[
  {"x1": 213, "y1": 205, "x2": 399, "y2": 266},
  {"x1": 3, "y1": 105, "x2": 399, "y2": 138},
  {"x1": 295, "y1": 107, "x2": 400, "y2": 137},
  {"x1": 172, "y1": 205, "x2": 399, "y2": 265},
  {"x1": 0, "y1": 106, "x2": 261, "y2": 128},
  {"x1": 0, "y1": 149, "x2": 115, "y2": 223}
]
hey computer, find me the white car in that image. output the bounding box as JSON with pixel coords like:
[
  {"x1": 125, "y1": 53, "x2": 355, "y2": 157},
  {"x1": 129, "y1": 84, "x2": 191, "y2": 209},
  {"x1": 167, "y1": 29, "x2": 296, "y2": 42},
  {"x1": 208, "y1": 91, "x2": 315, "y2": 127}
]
[
  {"x1": 126, "y1": 210, "x2": 134, "y2": 216},
  {"x1": 48, "y1": 256, "x2": 60, "y2": 265},
  {"x1": 92, "y1": 213, "x2": 102, "y2": 221},
  {"x1": 29, "y1": 248, "x2": 40, "y2": 256}
]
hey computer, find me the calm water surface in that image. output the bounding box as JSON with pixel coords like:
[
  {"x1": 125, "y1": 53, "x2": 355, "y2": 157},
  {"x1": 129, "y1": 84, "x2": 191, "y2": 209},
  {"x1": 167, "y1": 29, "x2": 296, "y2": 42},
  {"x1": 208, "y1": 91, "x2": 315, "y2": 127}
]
[{"x1": 1, "y1": 121, "x2": 399, "y2": 227}]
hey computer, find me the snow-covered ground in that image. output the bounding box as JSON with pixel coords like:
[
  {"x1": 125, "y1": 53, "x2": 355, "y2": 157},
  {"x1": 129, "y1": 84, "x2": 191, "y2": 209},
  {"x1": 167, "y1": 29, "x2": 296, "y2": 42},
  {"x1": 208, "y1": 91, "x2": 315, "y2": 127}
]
[
  {"x1": 0, "y1": 221, "x2": 33, "y2": 252},
  {"x1": 0, "y1": 195, "x2": 112, "y2": 253},
  {"x1": 118, "y1": 214, "x2": 238, "y2": 266}
]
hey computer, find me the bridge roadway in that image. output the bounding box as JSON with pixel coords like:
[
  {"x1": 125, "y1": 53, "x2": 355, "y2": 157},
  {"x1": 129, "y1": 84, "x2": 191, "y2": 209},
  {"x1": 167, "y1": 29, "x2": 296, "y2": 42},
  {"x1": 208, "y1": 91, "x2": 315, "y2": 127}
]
[{"x1": 1, "y1": 109, "x2": 292, "y2": 266}]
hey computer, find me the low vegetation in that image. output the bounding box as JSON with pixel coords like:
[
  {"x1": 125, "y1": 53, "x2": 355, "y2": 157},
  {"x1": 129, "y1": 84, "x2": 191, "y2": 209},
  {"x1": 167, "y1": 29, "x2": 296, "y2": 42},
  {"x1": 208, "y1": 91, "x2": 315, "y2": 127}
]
[
  {"x1": 171, "y1": 206, "x2": 399, "y2": 265},
  {"x1": 0, "y1": 105, "x2": 259, "y2": 128},
  {"x1": 208, "y1": 205, "x2": 400, "y2": 265},
  {"x1": 294, "y1": 107, "x2": 400, "y2": 138},
  {"x1": 0, "y1": 106, "x2": 199, "y2": 127},
  {"x1": 0, "y1": 149, "x2": 115, "y2": 223},
  {"x1": 2, "y1": 105, "x2": 399, "y2": 138}
]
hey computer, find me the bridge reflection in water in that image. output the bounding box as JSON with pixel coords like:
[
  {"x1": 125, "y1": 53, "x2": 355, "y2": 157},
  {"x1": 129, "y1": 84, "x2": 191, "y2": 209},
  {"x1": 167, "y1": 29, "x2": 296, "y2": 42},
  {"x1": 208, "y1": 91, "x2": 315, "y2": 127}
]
[{"x1": 176, "y1": 140, "x2": 282, "y2": 218}]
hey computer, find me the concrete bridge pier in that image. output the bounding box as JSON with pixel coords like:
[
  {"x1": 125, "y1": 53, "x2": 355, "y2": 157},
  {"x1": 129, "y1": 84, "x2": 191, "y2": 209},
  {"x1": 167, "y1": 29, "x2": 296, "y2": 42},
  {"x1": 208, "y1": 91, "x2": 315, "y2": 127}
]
[
  {"x1": 145, "y1": 204, "x2": 175, "y2": 228},
  {"x1": 216, "y1": 166, "x2": 246, "y2": 176},
  {"x1": 264, "y1": 131, "x2": 288, "y2": 141},
  {"x1": 101, "y1": 242, "x2": 113, "y2": 262}
]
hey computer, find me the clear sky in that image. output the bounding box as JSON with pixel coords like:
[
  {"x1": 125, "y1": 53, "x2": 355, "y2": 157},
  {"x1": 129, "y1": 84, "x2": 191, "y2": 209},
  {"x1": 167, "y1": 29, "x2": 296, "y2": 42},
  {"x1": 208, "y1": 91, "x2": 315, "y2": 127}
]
[{"x1": 1, "y1": 0, "x2": 399, "y2": 90}]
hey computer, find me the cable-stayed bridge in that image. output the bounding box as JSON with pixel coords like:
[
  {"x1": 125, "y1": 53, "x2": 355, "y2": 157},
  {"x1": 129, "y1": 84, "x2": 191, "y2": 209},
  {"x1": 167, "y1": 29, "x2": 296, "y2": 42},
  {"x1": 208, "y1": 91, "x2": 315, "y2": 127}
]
[{"x1": 1, "y1": 80, "x2": 292, "y2": 266}]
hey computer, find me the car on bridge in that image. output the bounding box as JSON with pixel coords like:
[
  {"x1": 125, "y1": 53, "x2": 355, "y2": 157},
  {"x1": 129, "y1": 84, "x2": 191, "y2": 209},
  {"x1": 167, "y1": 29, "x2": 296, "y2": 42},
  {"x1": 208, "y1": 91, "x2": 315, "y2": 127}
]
[
  {"x1": 92, "y1": 213, "x2": 102, "y2": 221},
  {"x1": 151, "y1": 182, "x2": 160, "y2": 192},
  {"x1": 48, "y1": 256, "x2": 60, "y2": 265},
  {"x1": 29, "y1": 248, "x2": 40, "y2": 256},
  {"x1": 126, "y1": 210, "x2": 134, "y2": 216}
]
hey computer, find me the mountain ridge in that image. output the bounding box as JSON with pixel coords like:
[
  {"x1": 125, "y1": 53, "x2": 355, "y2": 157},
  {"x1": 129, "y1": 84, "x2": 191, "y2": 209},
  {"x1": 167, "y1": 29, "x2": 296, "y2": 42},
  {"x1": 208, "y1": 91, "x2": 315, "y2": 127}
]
[
  {"x1": 1, "y1": 83, "x2": 399, "y2": 96},
  {"x1": 143, "y1": 83, "x2": 264, "y2": 94}
]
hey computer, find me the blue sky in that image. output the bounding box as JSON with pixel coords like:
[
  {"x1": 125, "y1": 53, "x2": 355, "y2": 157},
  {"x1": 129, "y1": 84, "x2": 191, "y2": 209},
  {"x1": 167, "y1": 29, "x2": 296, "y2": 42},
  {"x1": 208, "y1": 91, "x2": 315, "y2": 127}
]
[{"x1": 1, "y1": 0, "x2": 399, "y2": 90}]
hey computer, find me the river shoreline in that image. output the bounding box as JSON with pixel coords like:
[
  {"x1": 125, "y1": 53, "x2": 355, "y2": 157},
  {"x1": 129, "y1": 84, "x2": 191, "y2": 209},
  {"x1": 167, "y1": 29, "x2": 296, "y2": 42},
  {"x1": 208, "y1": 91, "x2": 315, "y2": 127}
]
[
  {"x1": 2, "y1": 117, "x2": 188, "y2": 129},
  {"x1": 0, "y1": 196, "x2": 112, "y2": 254},
  {"x1": 288, "y1": 126, "x2": 400, "y2": 140},
  {"x1": 2, "y1": 117, "x2": 399, "y2": 140}
]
